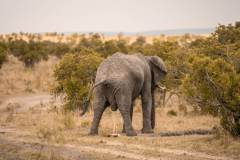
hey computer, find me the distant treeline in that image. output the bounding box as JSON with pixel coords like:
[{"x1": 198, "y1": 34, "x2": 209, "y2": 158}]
[{"x1": 0, "y1": 31, "x2": 188, "y2": 67}]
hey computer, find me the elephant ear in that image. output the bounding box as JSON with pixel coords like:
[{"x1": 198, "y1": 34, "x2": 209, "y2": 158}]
[{"x1": 148, "y1": 56, "x2": 167, "y2": 73}]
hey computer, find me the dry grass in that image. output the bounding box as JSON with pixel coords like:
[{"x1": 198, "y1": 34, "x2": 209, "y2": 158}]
[
  {"x1": 0, "y1": 100, "x2": 218, "y2": 138},
  {"x1": 0, "y1": 99, "x2": 218, "y2": 136},
  {"x1": 0, "y1": 55, "x2": 59, "y2": 95}
]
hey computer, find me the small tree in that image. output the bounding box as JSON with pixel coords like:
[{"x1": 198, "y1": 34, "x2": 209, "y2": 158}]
[
  {"x1": 182, "y1": 56, "x2": 240, "y2": 136},
  {"x1": 53, "y1": 49, "x2": 103, "y2": 111},
  {"x1": 130, "y1": 36, "x2": 146, "y2": 53},
  {"x1": 0, "y1": 45, "x2": 7, "y2": 68},
  {"x1": 102, "y1": 40, "x2": 119, "y2": 57},
  {"x1": 213, "y1": 23, "x2": 240, "y2": 44}
]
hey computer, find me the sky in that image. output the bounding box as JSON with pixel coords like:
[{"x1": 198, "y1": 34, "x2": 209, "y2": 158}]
[{"x1": 0, "y1": 0, "x2": 239, "y2": 34}]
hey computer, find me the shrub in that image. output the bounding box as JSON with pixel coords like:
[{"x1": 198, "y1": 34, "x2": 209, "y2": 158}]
[
  {"x1": 163, "y1": 49, "x2": 191, "y2": 89},
  {"x1": 53, "y1": 49, "x2": 103, "y2": 111},
  {"x1": 147, "y1": 40, "x2": 180, "y2": 59},
  {"x1": 130, "y1": 36, "x2": 146, "y2": 53},
  {"x1": 213, "y1": 23, "x2": 240, "y2": 44},
  {"x1": 102, "y1": 40, "x2": 120, "y2": 57},
  {"x1": 53, "y1": 42, "x2": 71, "y2": 58},
  {"x1": 167, "y1": 110, "x2": 178, "y2": 116},
  {"x1": 181, "y1": 22, "x2": 240, "y2": 136},
  {"x1": 182, "y1": 56, "x2": 240, "y2": 136},
  {"x1": 8, "y1": 40, "x2": 49, "y2": 67},
  {"x1": 0, "y1": 45, "x2": 7, "y2": 68}
]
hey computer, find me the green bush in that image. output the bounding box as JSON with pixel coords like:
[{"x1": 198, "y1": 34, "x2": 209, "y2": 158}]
[
  {"x1": 8, "y1": 40, "x2": 48, "y2": 67},
  {"x1": 102, "y1": 40, "x2": 120, "y2": 57},
  {"x1": 167, "y1": 110, "x2": 178, "y2": 116},
  {"x1": 163, "y1": 49, "x2": 191, "y2": 89},
  {"x1": 6, "y1": 39, "x2": 72, "y2": 67},
  {"x1": 181, "y1": 22, "x2": 240, "y2": 136},
  {"x1": 213, "y1": 23, "x2": 240, "y2": 44},
  {"x1": 53, "y1": 49, "x2": 103, "y2": 111},
  {"x1": 182, "y1": 56, "x2": 240, "y2": 136},
  {"x1": 129, "y1": 36, "x2": 146, "y2": 53},
  {"x1": 0, "y1": 45, "x2": 7, "y2": 68},
  {"x1": 74, "y1": 34, "x2": 104, "y2": 53}
]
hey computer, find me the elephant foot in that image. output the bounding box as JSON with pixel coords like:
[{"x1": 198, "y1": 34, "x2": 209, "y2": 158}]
[
  {"x1": 141, "y1": 128, "x2": 154, "y2": 134},
  {"x1": 126, "y1": 130, "x2": 137, "y2": 136},
  {"x1": 122, "y1": 128, "x2": 126, "y2": 133},
  {"x1": 89, "y1": 130, "x2": 98, "y2": 136}
]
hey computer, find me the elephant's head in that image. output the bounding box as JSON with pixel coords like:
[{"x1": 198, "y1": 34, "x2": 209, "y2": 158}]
[{"x1": 145, "y1": 56, "x2": 167, "y2": 88}]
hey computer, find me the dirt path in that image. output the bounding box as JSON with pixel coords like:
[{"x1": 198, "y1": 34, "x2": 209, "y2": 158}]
[
  {"x1": 0, "y1": 93, "x2": 61, "y2": 112},
  {"x1": 0, "y1": 136, "x2": 124, "y2": 160},
  {"x1": 102, "y1": 140, "x2": 231, "y2": 160},
  {"x1": 0, "y1": 127, "x2": 234, "y2": 160},
  {"x1": 0, "y1": 134, "x2": 230, "y2": 160}
]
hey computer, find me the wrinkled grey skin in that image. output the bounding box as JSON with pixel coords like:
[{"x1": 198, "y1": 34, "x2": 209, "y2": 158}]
[{"x1": 81, "y1": 52, "x2": 167, "y2": 136}]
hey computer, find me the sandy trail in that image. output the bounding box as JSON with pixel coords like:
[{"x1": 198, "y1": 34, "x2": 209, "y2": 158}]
[
  {"x1": 0, "y1": 126, "x2": 234, "y2": 160},
  {"x1": 0, "y1": 93, "x2": 61, "y2": 112},
  {"x1": 102, "y1": 140, "x2": 232, "y2": 160}
]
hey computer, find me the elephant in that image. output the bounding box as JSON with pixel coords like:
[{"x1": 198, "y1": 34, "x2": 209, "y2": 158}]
[{"x1": 81, "y1": 52, "x2": 167, "y2": 136}]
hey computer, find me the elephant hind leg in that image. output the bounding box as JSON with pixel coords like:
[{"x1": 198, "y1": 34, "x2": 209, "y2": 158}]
[
  {"x1": 122, "y1": 104, "x2": 133, "y2": 133},
  {"x1": 116, "y1": 96, "x2": 136, "y2": 136},
  {"x1": 89, "y1": 96, "x2": 107, "y2": 135},
  {"x1": 119, "y1": 106, "x2": 136, "y2": 136}
]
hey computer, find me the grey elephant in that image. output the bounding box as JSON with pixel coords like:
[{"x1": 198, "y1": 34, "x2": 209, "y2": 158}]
[{"x1": 81, "y1": 52, "x2": 167, "y2": 136}]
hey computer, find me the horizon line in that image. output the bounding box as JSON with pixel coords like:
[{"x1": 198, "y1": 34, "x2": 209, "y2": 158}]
[{"x1": 0, "y1": 27, "x2": 215, "y2": 35}]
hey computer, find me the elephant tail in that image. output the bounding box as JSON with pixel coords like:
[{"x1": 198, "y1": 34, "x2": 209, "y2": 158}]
[
  {"x1": 80, "y1": 79, "x2": 112, "y2": 116},
  {"x1": 80, "y1": 80, "x2": 105, "y2": 116}
]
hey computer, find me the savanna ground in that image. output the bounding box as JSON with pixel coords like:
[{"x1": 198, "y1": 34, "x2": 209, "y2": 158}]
[{"x1": 0, "y1": 54, "x2": 240, "y2": 160}]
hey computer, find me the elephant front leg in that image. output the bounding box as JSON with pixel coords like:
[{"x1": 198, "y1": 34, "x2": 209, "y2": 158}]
[
  {"x1": 151, "y1": 103, "x2": 155, "y2": 129},
  {"x1": 141, "y1": 93, "x2": 154, "y2": 134},
  {"x1": 122, "y1": 104, "x2": 133, "y2": 133},
  {"x1": 151, "y1": 91, "x2": 155, "y2": 129}
]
